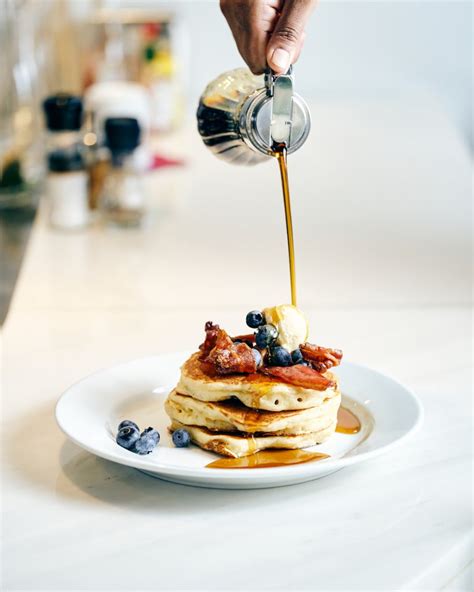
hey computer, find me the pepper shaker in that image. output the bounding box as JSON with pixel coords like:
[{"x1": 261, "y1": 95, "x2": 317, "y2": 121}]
[{"x1": 43, "y1": 94, "x2": 89, "y2": 230}]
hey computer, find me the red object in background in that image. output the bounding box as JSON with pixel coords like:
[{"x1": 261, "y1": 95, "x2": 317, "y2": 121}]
[
  {"x1": 143, "y1": 23, "x2": 161, "y2": 40},
  {"x1": 150, "y1": 154, "x2": 186, "y2": 170}
]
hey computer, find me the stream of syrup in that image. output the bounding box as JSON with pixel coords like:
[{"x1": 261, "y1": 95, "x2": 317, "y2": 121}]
[
  {"x1": 274, "y1": 147, "x2": 297, "y2": 307},
  {"x1": 206, "y1": 405, "x2": 361, "y2": 469}
]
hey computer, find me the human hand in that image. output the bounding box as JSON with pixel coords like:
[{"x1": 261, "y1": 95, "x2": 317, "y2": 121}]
[{"x1": 220, "y1": 0, "x2": 316, "y2": 74}]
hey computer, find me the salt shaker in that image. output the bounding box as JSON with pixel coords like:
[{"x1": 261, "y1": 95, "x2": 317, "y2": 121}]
[{"x1": 47, "y1": 152, "x2": 88, "y2": 229}]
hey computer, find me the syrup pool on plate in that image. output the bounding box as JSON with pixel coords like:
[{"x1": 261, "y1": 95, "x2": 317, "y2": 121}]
[
  {"x1": 206, "y1": 449, "x2": 330, "y2": 469},
  {"x1": 206, "y1": 406, "x2": 362, "y2": 469},
  {"x1": 336, "y1": 406, "x2": 361, "y2": 434}
]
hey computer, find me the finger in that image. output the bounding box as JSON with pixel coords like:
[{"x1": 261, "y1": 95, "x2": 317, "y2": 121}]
[
  {"x1": 261, "y1": 14, "x2": 280, "y2": 34},
  {"x1": 266, "y1": 0, "x2": 316, "y2": 73},
  {"x1": 244, "y1": 30, "x2": 271, "y2": 74},
  {"x1": 260, "y1": 6, "x2": 280, "y2": 33},
  {"x1": 219, "y1": 2, "x2": 266, "y2": 74},
  {"x1": 243, "y1": 2, "x2": 278, "y2": 73},
  {"x1": 220, "y1": 0, "x2": 287, "y2": 74},
  {"x1": 233, "y1": 26, "x2": 269, "y2": 75}
]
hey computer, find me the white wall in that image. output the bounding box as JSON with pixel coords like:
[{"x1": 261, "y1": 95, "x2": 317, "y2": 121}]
[{"x1": 101, "y1": 0, "x2": 471, "y2": 148}]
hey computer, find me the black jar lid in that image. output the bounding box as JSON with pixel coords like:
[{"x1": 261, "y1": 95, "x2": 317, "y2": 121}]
[
  {"x1": 43, "y1": 94, "x2": 83, "y2": 131},
  {"x1": 105, "y1": 117, "x2": 141, "y2": 154},
  {"x1": 48, "y1": 150, "x2": 84, "y2": 172}
]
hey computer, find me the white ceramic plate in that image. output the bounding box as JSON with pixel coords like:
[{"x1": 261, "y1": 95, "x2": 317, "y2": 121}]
[{"x1": 56, "y1": 352, "x2": 423, "y2": 489}]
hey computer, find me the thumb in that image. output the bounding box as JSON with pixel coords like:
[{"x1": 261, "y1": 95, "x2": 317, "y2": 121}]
[{"x1": 267, "y1": 0, "x2": 316, "y2": 74}]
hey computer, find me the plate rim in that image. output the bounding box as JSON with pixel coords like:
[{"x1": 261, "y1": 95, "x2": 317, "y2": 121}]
[{"x1": 55, "y1": 352, "x2": 424, "y2": 479}]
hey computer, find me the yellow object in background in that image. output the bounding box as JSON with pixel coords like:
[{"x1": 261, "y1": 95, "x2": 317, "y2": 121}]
[{"x1": 140, "y1": 21, "x2": 182, "y2": 132}]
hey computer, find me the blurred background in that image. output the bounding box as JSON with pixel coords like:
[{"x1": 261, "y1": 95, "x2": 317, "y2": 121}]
[{"x1": 0, "y1": 0, "x2": 472, "y2": 325}]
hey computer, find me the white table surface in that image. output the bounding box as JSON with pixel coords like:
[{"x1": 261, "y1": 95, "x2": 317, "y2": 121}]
[{"x1": 1, "y1": 99, "x2": 472, "y2": 591}]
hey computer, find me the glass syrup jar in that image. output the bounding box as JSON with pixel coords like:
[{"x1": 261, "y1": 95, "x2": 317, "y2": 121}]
[{"x1": 196, "y1": 67, "x2": 311, "y2": 165}]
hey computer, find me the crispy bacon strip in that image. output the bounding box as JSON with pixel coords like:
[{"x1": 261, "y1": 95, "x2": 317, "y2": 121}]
[
  {"x1": 204, "y1": 327, "x2": 257, "y2": 375},
  {"x1": 199, "y1": 321, "x2": 220, "y2": 359},
  {"x1": 232, "y1": 333, "x2": 256, "y2": 347},
  {"x1": 300, "y1": 343, "x2": 343, "y2": 373},
  {"x1": 260, "y1": 364, "x2": 335, "y2": 390}
]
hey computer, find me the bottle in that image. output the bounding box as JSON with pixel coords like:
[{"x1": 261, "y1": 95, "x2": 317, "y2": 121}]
[
  {"x1": 43, "y1": 94, "x2": 89, "y2": 230},
  {"x1": 196, "y1": 67, "x2": 311, "y2": 165},
  {"x1": 43, "y1": 94, "x2": 84, "y2": 160},
  {"x1": 47, "y1": 151, "x2": 89, "y2": 230},
  {"x1": 0, "y1": 0, "x2": 44, "y2": 209},
  {"x1": 99, "y1": 117, "x2": 144, "y2": 227}
]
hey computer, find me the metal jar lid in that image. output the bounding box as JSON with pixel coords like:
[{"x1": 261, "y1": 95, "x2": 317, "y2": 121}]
[{"x1": 239, "y1": 69, "x2": 311, "y2": 156}]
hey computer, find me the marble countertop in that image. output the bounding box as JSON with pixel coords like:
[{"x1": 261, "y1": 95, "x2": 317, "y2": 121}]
[{"x1": 1, "y1": 99, "x2": 472, "y2": 590}]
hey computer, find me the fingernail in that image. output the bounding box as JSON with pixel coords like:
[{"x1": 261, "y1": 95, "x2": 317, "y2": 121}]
[{"x1": 271, "y1": 48, "x2": 290, "y2": 70}]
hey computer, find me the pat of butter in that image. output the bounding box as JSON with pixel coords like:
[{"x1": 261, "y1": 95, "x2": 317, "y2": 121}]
[{"x1": 263, "y1": 304, "x2": 309, "y2": 353}]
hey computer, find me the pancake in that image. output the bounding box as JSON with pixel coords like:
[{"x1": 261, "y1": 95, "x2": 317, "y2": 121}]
[
  {"x1": 166, "y1": 389, "x2": 341, "y2": 435},
  {"x1": 177, "y1": 352, "x2": 339, "y2": 411},
  {"x1": 169, "y1": 420, "x2": 336, "y2": 458}
]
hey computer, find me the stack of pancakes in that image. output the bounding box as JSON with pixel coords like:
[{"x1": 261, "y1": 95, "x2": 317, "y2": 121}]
[{"x1": 165, "y1": 352, "x2": 341, "y2": 458}]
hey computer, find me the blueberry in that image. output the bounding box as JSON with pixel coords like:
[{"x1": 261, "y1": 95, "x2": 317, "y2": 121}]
[
  {"x1": 172, "y1": 428, "x2": 191, "y2": 448},
  {"x1": 251, "y1": 348, "x2": 262, "y2": 367},
  {"x1": 255, "y1": 324, "x2": 278, "y2": 348},
  {"x1": 269, "y1": 346, "x2": 292, "y2": 366},
  {"x1": 134, "y1": 427, "x2": 160, "y2": 455},
  {"x1": 291, "y1": 348, "x2": 304, "y2": 365},
  {"x1": 118, "y1": 419, "x2": 139, "y2": 432},
  {"x1": 246, "y1": 310, "x2": 265, "y2": 329},
  {"x1": 116, "y1": 425, "x2": 140, "y2": 450},
  {"x1": 143, "y1": 426, "x2": 160, "y2": 444}
]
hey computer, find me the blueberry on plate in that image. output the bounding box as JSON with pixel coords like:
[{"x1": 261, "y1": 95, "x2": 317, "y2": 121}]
[
  {"x1": 172, "y1": 428, "x2": 191, "y2": 448},
  {"x1": 291, "y1": 348, "x2": 304, "y2": 365},
  {"x1": 118, "y1": 419, "x2": 139, "y2": 432},
  {"x1": 116, "y1": 425, "x2": 140, "y2": 450},
  {"x1": 143, "y1": 426, "x2": 160, "y2": 444},
  {"x1": 269, "y1": 346, "x2": 292, "y2": 367},
  {"x1": 246, "y1": 310, "x2": 265, "y2": 329},
  {"x1": 251, "y1": 348, "x2": 262, "y2": 367},
  {"x1": 134, "y1": 427, "x2": 160, "y2": 455},
  {"x1": 255, "y1": 324, "x2": 278, "y2": 348}
]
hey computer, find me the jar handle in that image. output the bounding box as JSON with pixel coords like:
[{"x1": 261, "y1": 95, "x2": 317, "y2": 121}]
[{"x1": 265, "y1": 67, "x2": 294, "y2": 147}]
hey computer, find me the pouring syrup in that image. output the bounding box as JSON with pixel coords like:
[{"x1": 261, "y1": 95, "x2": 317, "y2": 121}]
[{"x1": 273, "y1": 144, "x2": 297, "y2": 307}]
